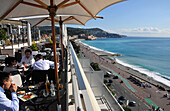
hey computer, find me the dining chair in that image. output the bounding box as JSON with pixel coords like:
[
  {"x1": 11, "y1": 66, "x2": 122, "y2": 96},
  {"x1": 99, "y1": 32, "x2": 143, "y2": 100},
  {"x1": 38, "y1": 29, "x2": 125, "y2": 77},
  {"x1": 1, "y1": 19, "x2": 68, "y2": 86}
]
[{"x1": 11, "y1": 74, "x2": 23, "y2": 87}]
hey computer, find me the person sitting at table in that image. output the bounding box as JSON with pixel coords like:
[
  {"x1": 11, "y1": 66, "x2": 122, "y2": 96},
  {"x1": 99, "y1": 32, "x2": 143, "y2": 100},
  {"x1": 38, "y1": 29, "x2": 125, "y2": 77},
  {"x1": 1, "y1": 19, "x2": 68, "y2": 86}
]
[
  {"x1": 33, "y1": 54, "x2": 58, "y2": 70},
  {"x1": 3, "y1": 57, "x2": 18, "y2": 73},
  {"x1": 0, "y1": 72, "x2": 19, "y2": 111},
  {"x1": 20, "y1": 49, "x2": 35, "y2": 66}
]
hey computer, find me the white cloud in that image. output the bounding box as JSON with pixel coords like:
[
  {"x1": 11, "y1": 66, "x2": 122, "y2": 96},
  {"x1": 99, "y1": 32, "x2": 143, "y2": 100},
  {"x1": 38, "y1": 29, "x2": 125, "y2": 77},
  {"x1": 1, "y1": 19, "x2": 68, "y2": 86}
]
[{"x1": 105, "y1": 27, "x2": 170, "y2": 37}]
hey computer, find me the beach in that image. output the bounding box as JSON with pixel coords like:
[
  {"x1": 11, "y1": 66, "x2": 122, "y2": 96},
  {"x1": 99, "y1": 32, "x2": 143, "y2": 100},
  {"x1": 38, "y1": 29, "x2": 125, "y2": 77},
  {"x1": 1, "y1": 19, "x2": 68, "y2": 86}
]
[{"x1": 78, "y1": 41, "x2": 170, "y2": 111}]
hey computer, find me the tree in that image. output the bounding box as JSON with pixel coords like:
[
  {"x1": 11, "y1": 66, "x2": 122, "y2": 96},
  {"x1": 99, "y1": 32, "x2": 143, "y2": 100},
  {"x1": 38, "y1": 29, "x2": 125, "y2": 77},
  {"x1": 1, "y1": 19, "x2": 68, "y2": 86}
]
[{"x1": 0, "y1": 28, "x2": 9, "y2": 41}]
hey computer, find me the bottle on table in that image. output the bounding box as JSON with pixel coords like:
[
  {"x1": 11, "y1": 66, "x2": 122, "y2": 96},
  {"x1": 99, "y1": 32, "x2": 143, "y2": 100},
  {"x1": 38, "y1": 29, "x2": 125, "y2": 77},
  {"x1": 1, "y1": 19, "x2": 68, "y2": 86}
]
[
  {"x1": 45, "y1": 74, "x2": 50, "y2": 95},
  {"x1": 50, "y1": 80, "x2": 55, "y2": 96}
]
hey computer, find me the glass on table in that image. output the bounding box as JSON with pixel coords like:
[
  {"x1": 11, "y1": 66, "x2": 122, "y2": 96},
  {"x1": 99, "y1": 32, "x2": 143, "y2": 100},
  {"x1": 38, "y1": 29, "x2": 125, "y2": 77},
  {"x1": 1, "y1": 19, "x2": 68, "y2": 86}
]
[
  {"x1": 16, "y1": 64, "x2": 20, "y2": 69},
  {"x1": 43, "y1": 89, "x2": 49, "y2": 97},
  {"x1": 22, "y1": 62, "x2": 25, "y2": 65}
]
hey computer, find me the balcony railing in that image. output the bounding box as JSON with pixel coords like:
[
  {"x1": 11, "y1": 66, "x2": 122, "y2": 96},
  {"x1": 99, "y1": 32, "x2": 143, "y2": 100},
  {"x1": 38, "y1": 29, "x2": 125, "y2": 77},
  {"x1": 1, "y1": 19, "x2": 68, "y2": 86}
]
[{"x1": 68, "y1": 42, "x2": 101, "y2": 111}]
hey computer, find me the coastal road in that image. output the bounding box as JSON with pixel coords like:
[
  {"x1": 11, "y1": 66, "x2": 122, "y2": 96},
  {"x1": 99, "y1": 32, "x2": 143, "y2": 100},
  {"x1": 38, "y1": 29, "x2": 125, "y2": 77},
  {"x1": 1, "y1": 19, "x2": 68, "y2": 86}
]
[{"x1": 105, "y1": 77, "x2": 150, "y2": 111}]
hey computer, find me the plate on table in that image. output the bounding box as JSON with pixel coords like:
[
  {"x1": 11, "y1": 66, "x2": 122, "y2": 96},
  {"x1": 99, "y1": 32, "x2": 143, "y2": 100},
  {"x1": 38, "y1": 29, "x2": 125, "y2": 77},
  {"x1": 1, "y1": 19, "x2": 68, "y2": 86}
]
[
  {"x1": 28, "y1": 85, "x2": 38, "y2": 90},
  {"x1": 28, "y1": 85, "x2": 36, "y2": 89},
  {"x1": 17, "y1": 91, "x2": 25, "y2": 95},
  {"x1": 18, "y1": 92, "x2": 37, "y2": 102}
]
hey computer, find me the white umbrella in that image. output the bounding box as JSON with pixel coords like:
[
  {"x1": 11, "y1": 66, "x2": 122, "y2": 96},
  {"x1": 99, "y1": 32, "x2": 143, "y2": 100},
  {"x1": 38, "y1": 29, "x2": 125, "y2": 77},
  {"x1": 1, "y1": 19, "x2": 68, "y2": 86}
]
[
  {"x1": 23, "y1": 15, "x2": 103, "y2": 27},
  {"x1": 0, "y1": 0, "x2": 126, "y2": 20},
  {"x1": 0, "y1": 0, "x2": 126, "y2": 105}
]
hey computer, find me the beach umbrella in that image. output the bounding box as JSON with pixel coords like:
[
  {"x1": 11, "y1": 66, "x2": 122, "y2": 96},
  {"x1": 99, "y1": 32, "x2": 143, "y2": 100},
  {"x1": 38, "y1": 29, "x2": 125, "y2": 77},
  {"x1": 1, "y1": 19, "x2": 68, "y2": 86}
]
[{"x1": 0, "y1": 0, "x2": 126, "y2": 105}]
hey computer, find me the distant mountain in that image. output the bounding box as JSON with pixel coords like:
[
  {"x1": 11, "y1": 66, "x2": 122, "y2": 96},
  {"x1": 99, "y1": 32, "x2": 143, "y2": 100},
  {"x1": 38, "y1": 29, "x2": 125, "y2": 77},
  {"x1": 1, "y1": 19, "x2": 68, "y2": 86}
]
[{"x1": 38, "y1": 26, "x2": 126, "y2": 38}]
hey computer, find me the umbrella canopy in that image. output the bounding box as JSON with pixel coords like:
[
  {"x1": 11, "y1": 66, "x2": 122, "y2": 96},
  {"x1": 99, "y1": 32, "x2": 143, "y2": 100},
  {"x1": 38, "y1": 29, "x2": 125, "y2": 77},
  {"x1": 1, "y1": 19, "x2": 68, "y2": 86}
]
[
  {"x1": 13, "y1": 15, "x2": 103, "y2": 27},
  {"x1": 0, "y1": 0, "x2": 126, "y2": 20},
  {"x1": 0, "y1": 0, "x2": 126, "y2": 107},
  {"x1": 25, "y1": 16, "x2": 102, "y2": 27}
]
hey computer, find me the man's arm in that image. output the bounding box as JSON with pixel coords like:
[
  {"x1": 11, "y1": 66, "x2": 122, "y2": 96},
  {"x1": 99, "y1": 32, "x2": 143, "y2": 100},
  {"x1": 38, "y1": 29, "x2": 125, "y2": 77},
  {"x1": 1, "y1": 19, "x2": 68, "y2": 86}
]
[
  {"x1": 46, "y1": 60, "x2": 54, "y2": 67},
  {"x1": 0, "y1": 84, "x2": 19, "y2": 111},
  {"x1": 0, "y1": 92, "x2": 19, "y2": 111}
]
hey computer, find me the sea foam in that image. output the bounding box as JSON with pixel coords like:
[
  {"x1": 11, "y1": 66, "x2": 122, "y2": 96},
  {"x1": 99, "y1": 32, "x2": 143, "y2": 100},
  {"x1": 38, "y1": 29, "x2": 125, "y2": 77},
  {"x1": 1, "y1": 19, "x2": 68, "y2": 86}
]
[
  {"x1": 115, "y1": 58, "x2": 170, "y2": 87},
  {"x1": 80, "y1": 41, "x2": 116, "y2": 55}
]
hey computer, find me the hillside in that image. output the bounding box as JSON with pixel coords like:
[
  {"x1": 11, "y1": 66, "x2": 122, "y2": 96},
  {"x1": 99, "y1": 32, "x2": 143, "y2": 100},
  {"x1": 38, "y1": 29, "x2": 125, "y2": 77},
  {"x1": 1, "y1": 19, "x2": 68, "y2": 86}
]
[{"x1": 38, "y1": 26, "x2": 126, "y2": 38}]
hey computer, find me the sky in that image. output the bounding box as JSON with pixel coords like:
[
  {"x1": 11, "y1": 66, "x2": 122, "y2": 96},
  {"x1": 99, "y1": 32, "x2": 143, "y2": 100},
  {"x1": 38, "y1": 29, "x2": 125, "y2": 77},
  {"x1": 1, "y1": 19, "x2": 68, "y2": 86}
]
[{"x1": 67, "y1": 0, "x2": 170, "y2": 37}]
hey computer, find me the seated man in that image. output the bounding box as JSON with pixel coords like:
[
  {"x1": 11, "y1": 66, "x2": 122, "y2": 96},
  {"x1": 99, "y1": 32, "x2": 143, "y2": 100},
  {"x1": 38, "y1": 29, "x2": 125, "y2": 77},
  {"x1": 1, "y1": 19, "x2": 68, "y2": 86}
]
[
  {"x1": 20, "y1": 49, "x2": 35, "y2": 66},
  {"x1": 0, "y1": 72, "x2": 19, "y2": 111},
  {"x1": 33, "y1": 54, "x2": 58, "y2": 70}
]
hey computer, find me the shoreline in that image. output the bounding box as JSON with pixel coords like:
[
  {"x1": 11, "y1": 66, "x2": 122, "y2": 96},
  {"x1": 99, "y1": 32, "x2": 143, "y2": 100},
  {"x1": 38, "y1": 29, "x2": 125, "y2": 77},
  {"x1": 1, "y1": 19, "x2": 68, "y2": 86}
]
[{"x1": 78, "y1": 41, "x2": 170, "y2": 91}]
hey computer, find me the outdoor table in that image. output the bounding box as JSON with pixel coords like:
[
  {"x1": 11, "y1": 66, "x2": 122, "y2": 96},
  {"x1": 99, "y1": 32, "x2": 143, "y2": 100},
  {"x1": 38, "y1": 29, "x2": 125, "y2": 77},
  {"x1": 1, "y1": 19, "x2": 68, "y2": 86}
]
[
  {"x1": 18, "y1": 83, "x2": 61, "y2": 111},
  {"x1": 51, "y1": 52, "x2": 60, "y2": 56},
  {"x1": 38, "y1": 52, "x2": 47, "y2": 57},
  {"x1": 44, "y1": 48, "x2": 52, "y2": 51},
  {"x1": 32, "y1": 51, "x2": 39, "y2": 56},
  {"x1": 14, "y1": 64, "x2": 32, "y2": 72},
  {"x1": 13, "y1": 65, "x2": 33, "y2": 85},
  {"x1": 0, "y1": 54, "x2": 8, "y2": 64}
]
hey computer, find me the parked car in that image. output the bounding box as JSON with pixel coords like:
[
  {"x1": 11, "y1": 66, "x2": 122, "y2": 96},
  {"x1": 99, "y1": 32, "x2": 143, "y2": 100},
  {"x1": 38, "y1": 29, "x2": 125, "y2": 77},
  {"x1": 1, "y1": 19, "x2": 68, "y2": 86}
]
[
  {"x1": 118, "y1": 96, "x2": 126, "y2": 101},
  {"x1": 117, "y1": 99, "x2": 123, "y2": 105},
  {"x1": 128, "y1": 101, "x2": 136, "y2": 107},
  {"x1": 120, "y1": 80, "x2": 124, "y2": 83},
  {"x1": 106, "y1": 71, "x2": 112, "y2": 75},
  {"x1": 107, "y1": 83, "x2": 111, "y2": 86},
  {"x1": 108, "y1": 79, "x2": 113, "y2": 83},
  {"x1": 113, "y1": 76, "x2": 118, "y2": 79},
  {"x1": 104, "y1": 74, "x2": 110, "y2": 78}
]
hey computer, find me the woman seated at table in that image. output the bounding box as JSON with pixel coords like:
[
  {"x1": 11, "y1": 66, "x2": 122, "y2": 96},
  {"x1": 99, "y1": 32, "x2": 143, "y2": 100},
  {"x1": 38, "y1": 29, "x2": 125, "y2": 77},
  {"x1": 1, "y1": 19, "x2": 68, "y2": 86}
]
[{"x1": 3, "y1": 57, "x2": 18, "y2": 73}]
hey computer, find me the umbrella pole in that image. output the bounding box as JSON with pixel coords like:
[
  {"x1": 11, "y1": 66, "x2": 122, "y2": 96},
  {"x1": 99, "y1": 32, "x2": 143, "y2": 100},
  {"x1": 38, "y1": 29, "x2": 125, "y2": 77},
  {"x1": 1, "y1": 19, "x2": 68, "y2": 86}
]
[
  {"x1": 49, "y1": 0, "x2": 60, "y2": 104},
  {"x1": 59, "y1": 17, "x2": 64, "y2": 69},
  {"x1": 22, "y1": 21, "x2": 24, "y2": 46}
]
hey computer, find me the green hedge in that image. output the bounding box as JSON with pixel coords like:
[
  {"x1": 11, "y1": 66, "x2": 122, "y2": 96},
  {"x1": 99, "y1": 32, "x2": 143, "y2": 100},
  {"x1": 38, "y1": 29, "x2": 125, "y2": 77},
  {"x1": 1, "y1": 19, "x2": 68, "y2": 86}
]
[
  {"x1": 90, "y1": 62, "x2": 101, "y2": 71},
  {"x1": 123, "y1": 106, "x2": 131, "y2": 111}
]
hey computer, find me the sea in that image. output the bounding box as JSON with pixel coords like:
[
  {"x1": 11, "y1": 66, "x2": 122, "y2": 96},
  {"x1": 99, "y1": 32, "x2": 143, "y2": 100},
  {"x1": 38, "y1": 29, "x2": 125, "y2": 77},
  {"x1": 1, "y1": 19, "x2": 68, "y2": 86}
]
[{"x1": 82, "y1": 37, "x2": 170, "y2": 87}]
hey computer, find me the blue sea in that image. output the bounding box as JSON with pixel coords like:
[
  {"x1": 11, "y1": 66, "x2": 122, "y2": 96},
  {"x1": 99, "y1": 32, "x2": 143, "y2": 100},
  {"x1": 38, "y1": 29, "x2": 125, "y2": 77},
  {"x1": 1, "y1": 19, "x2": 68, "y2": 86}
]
[{"x1": 82, "y1": 37, "x2": 170, "y2": 87}]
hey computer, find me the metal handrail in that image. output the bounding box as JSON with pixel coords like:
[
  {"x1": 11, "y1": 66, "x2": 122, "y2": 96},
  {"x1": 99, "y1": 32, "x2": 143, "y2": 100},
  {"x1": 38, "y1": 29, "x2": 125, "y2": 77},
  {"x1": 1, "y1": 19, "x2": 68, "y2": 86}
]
[
  {"x1": 69, "y1": 47, "x2": 83, "y2": 110},
  {"x1": 69, "y1": 42, "x2": 101, "y2": 111}
]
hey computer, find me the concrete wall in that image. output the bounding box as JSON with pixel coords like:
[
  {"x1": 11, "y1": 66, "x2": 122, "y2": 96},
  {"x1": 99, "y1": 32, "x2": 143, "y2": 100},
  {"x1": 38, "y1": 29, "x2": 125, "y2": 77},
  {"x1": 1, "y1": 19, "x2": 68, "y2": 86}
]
[{"x1": 0, "y1": 49, "x2": 15, "y2": 57}]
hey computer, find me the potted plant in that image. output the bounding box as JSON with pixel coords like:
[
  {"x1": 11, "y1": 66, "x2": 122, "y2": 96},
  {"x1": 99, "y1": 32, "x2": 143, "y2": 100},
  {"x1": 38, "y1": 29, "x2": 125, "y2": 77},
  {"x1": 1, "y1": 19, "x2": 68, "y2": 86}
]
[{"x1": 31, "y1": 41, "x2": 39, "y2": 55}]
